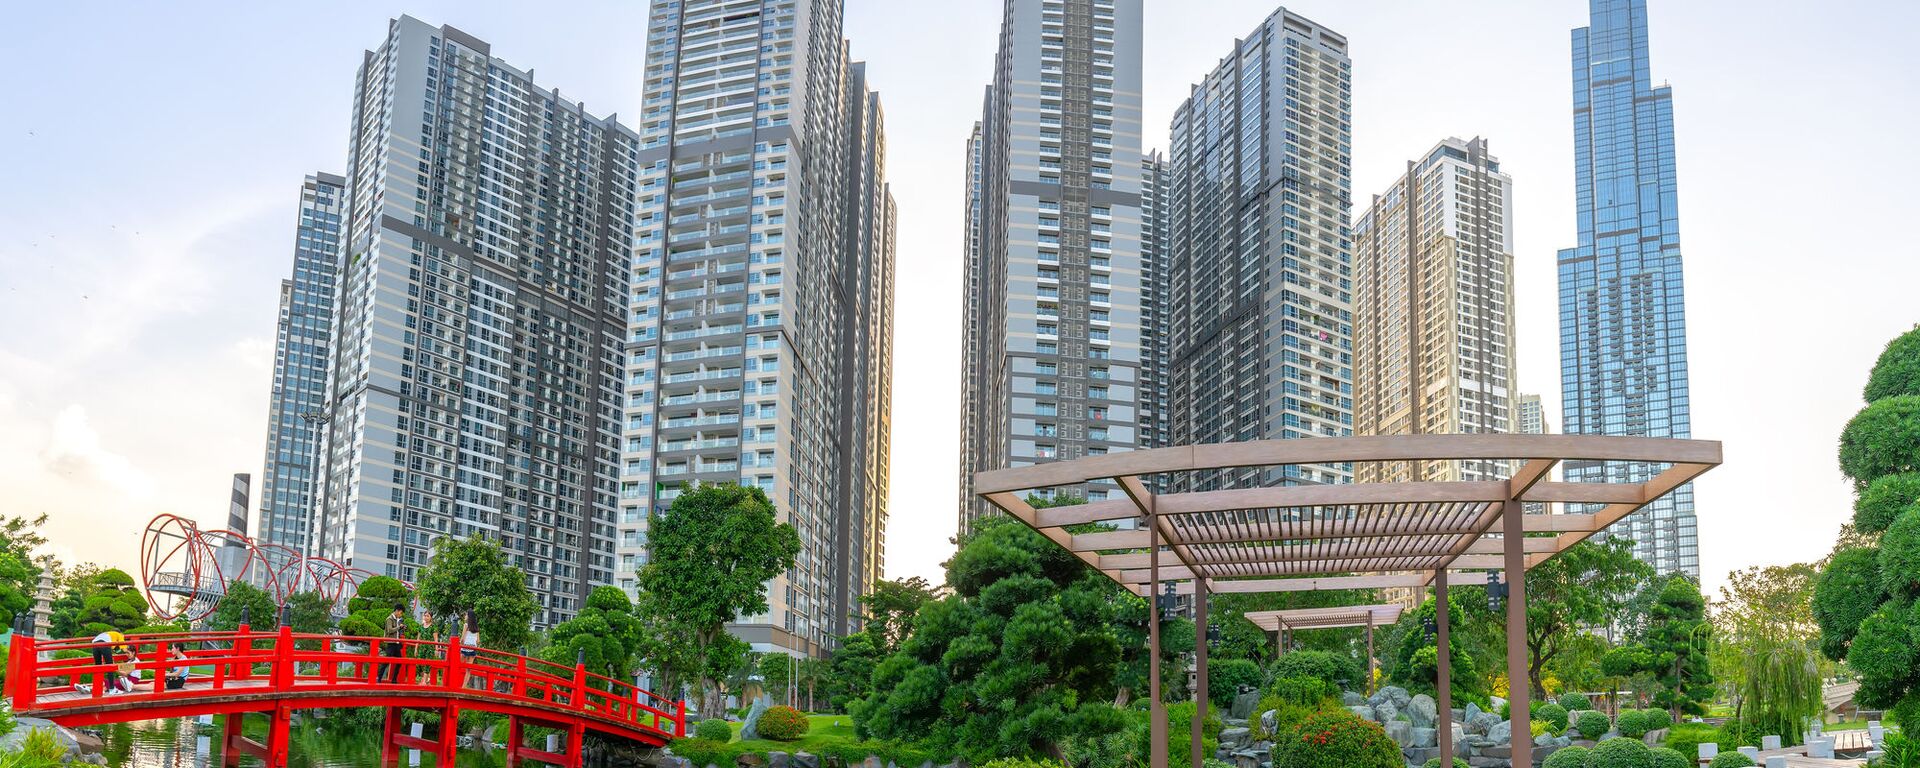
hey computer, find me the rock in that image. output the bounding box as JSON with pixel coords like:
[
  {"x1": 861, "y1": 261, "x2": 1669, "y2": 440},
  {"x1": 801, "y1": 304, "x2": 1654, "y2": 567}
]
[
  {"x1": 1259, "y1": 709, "x2": 1277, "y2": 735},
  {"x1": 1598, "y1": 731, "x2": 1621, "y2": 742},
  {"x1": 1643, "y1": 727, "x2": 1668, "y2": 745},
  {"x1": 792, "y1": 754, "x2": 818, "y2": 768},
  {"x1": 1342, "y1": 691, "x2": 1367, "y2": 707},
  {"x1": 1230, "y1": 690, "x2": 1262, "y2": 720},
  {"x1": 1219, "y1": 727, "x2": 1252, "y2": 748},
  {"x1": 1490, "y1": 696, "x2": 1506, "y2": 713},
  {"x1": 768, "y1": 751, "x2": 790, "y2": 768},
  {"x1": 1487, "y1": 719, "x2": 1511, "y2": 744},
  {"x1": 1413, "y1": 727, "x2": 1437, "y2": 748},
  {"x1": 1535, "y1": 732, "x2": 1555, "y2": 747},
  {"x1": 1385, "y1": 720, "x2": 1414, "y2": 748},
  {"x1": 736, "y1": 755, "x2": 767, "y2": 768},
  {"x1": 1408, "y1": 694, "x2": 1438, "y2": 728},
  {"x1": 1349, "y1": 705, "x2": 1377, "y2": 722},
  {"x1": 1380, "y1": 685, "x2": 1413, "y2": 710},
  {"x1": 1405, "y1": 746, "x2": 1442, "y2": 765},
  {"x1": 1464, "y1": 702, "x2": 1484, "y2": 726},
  {"x1": 739, "y1": 698, "x2": 772, "y2": 741},
  {"x1": 1374, "y1": 701, "x2": 1399, "y2": 723}
]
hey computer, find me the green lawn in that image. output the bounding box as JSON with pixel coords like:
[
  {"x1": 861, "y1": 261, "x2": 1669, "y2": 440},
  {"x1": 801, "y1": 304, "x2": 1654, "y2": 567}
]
[
  {"x1": 674, "y1": 713, "x2": 932, "y2": 764},
  {"x1": 724, "y1": 714, "x2": 855, "y2": 741},
  {"x1": 1822, "y1": 719, "x2": 1870, "y2": 731}
]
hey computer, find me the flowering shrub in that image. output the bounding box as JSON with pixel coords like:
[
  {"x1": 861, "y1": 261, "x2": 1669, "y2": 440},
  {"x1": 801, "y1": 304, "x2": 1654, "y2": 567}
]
[
  {"x1": 1272, "y1": 708, "x2": 1401, "y2": 768},
  {"x1": 755, "y1": 705, "x2": 809, "y2": 741}
]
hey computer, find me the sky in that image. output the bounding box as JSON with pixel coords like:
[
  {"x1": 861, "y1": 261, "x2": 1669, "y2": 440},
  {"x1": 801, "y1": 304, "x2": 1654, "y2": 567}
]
[{"x1": 1, "y1": 1, "x2": 1916, "y2": 600}]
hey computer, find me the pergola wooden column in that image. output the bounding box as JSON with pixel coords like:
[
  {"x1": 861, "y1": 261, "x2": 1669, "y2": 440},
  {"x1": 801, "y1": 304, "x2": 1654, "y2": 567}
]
[
  {"x1": 1243, "y1": 604, "x2": 1403, "y2": 693},
  {"x1": 975, "y1": 434, "x2": 1719, "y2": 768}
]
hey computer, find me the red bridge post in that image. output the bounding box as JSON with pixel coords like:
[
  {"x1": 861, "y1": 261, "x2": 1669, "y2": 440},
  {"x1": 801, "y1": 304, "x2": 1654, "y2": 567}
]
[
  {"x1": 267, "y1": 703, "x2": 293, "y2": 768},
  {"x1": 233, "y1": 624, "x2": 252, "y2": 681},
  {"x1": 436, "y1": 702, "x2": 460, "y2": 766},
  {"x1": 505, "y1": 714, "x2": 524, "y2": 768},
  {"x1": 380, "y1": 705, "x2": 403, "y2": 767}
]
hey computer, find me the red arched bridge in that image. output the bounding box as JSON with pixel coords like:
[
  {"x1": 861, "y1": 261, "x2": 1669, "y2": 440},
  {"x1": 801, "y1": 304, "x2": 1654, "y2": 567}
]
[{"x1": 6, "y1": 628, "x2": 684, "y2": 767}]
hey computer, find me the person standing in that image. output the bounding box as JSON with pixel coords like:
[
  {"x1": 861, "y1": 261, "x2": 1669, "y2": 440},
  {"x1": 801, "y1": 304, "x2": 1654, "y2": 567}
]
[
  {"x1": 88, "y1": 630, "x2": 128, "y2": 695},
  {"x1": 378, "y1": 607, "x2": 407, "y2": 683}
]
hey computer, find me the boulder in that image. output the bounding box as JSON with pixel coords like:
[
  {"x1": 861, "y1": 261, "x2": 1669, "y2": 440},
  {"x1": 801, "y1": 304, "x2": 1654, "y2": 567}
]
[
  {"x1": 1412, "y1": 727, "x2": 1437, "y2": 748},
  {"x1": 1259, "y1": 709, "x2": 1277, "y2": 735},
  {"x1": 1405, "y1": 746, "x2": 1442, "y2": 766},
  {"x1": 1349, "y1": 706, "x2": 1377, "y2": 722},
  {"x1": 1487, "y1": 719, "x2": 1512, "y2": 744},
  {"x1": 739, "y1": 698, "x2": 772, "y2": 741},
  {"x1": 736, "y1": 755, "x2": 767, "y2": 768},
  {"x1": 1230, "y1": 690, "x2": 1263, "y2": 720},
  {"x1": 1408, "y1": 694, "x2": 1438, "y2": 728},
  {"x1": 1643, "y1": 727, "x2": 1668, "y2": 745},
  {"x1": 1464, "y1": 702, "x2": 1484, "y2": 726},
  {"x1": 767, "y1": 752, "x2": 789, "y2": 768},
  {"x1": 1465, "y1": 708, "x2": 1500, "y2": 736},
  {"x1": 1219, "y1": 727, "x2": 1252, "y2": 749},
  {"x1": 1381, "y1": 685, "x2": 1413, "y2": 710},
  {"x1": 1385, "y1": 720, "x2": 1414, "y2": 748},
  {"x1": 1342, "y1": 691, "x2": 1367, "y2": 707},
  {"x1": 793, "y1": 755, "x2": 819, "y2": 768},
  {"x1": 1374, "y1": 701, "x2": 1400, "y2": 723},
  {"x1": 1490, "y1": 696, "x2": 1506, "y2": 713}
]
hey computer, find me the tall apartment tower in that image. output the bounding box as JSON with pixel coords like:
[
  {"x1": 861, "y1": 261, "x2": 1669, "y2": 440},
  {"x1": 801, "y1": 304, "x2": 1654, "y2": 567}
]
[
  {"x1": 316, "y1": 16, "x2": 637, "y2": 627},
  {"x1": 1138, "y1": 151, "x2": 1170, "y2": 450},
  {"x1": 1163, "y1": 7, "x2": 1353, "y2": 491},
  {"x1": 1515, "y1": 393, "x2": 1548, "y2": 515},
  {"x1": 1559, "y1": 0, "x2": 1697, "y2": 578},
  {"x1": 625, "y1": 0, "x2": 895, "y2": 657},
  {"x1": 958, "y1": 0, "x2": 1147, "y2": 535},
  {"x1": 257, "y1": 173, "x2": 345, "y2": 553},
  {"x1": 1354, "y1": 137, "x2": 1515, "y2": 483}
]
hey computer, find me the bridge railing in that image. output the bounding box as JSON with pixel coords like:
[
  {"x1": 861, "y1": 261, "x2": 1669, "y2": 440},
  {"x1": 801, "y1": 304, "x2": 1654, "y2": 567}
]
[{"x1": 7, "y1": 629, "x2": 685, "y2": 740}]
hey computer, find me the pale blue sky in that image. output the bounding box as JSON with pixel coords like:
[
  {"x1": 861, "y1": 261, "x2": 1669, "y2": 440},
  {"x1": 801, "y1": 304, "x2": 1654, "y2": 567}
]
[{"x1": 2, "y1": 1, "x2": 1916, "y2": 595}]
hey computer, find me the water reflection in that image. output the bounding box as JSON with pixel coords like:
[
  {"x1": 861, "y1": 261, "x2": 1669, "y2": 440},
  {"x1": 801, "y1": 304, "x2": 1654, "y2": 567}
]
[{"x1": 93, "y1": 717, "x2": 508, "y2": 768}]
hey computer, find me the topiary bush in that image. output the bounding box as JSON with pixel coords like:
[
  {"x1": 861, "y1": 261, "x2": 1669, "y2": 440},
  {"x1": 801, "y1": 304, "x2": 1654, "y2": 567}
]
[
  {"x1": 1267, "y1": 675, "x2": 1337, "y2": 706},
  {"x1": 1848, "y1": 601, "x2": 1917, "y2": 708},
  {"x1": 1707, "y1": 752, "x2": 1756, "y2": 768},
  {"x1": 1559, "y1": 692, "x2": 1593, "y2": 712},
  {"x1": 1648, "y1": 747, "x2": 1690, "y2": 768},
  {"x1": 1535, "y1": 702, "x2": 1570, "y2": 733},
  {"x1": 1209, "y1": 658, "x2": 1265, "y2": 705},
  {"x1": 755, "y1": 705, "x2": 809, "y2": 741},
  {"x1": 1840, "y1": 396, "x2": 1920, "y2": 490},
  {"x1": 1270, "y1": 650, "x2": 1357, "y2": 687},
  {"x1": 1879, "y1": 509, "x2": 1920, "y2": 598},
  {"x1": 1272, "y1": 707, "x2": 1402, "y2": 768},
  {"x1": 1576, "y1": 709, "x2": 1611, "y2": 740},
  {"x1": 1865, "y1": 328, "x2": 1920, "y2": 402},
  {"x1": 1617, "y1": 709, "x2": 1651, "y2": 738},
  {"x1": 1661, "y1": 722, "x2": 1721, "y2": 759},
  {"x1": 1857, "y1": 474, "x2": 1920, "y2": 534},
  {"x1": 693, "y1": 718, "x2": 732, "y2": 742},
  {"x1": 1813, "y1": 546, "x2": 1885, "y2": 661},
  {"x1": 1422, "y1": 758, "x2": 1470, "y2": 768},
  {"x1": 1590, "y1": 737, "x2": 1653, "y2": 768},
  {"x1": 1542, "y1": 745, "x2": 1592, "y2": 768},
  {"x1": 1642, "y1": 708, "x2": 1671, "y2": 732}
]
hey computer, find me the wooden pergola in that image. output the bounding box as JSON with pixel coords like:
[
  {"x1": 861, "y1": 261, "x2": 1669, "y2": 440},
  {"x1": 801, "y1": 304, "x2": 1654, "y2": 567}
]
[
  {"x1": 1243, "y1": 604, "x2": 1403, "y2": 693},
  {"x1": 974, "y1": 434, "x2": 1719, "y2": 768}
]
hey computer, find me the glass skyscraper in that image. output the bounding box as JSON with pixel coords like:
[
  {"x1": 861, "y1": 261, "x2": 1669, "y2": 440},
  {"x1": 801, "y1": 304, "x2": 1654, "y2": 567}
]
[
  {"x1": 1559, "y1": 0, "x2": 1697, "y2": 578},
  {"x1": 258, "y1": 173, "x2": 344, "y2": 554}
]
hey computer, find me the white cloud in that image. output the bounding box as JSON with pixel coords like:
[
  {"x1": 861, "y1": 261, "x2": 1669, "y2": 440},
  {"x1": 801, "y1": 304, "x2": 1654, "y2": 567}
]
[{"x1": 41, "y1": 404, "x2": 154, "y2": 497}]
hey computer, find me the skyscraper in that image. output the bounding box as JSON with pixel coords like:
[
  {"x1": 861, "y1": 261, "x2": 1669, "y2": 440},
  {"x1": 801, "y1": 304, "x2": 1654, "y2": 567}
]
[
  {"x1": 1138, "y1": 150, "x2": 1170, "y2": 450},
  {"x1": 1560, "y1": 0, "x2": 1697, "y2": 578},
  {"x1": 1354, "y1": 137, "x2": 1515, "y2": 484},
  {"x1": 316, "y1": 16, "x2": 637, "y2": 627},
  {"x1": 258, "y1": 173, "x2": 344, "y2": 553},
  {"x1": 958, "y1": 0, "x2": 1146, "y2": 535},
  {"x1": 1163, "y1": 7, "x2": 1353, "y2": 491},
  {"x1": 624, "y1": 0, "x2": 895, "y2": 657},
  {"x1": 1515, "y1": 393, "x2": 1547, "y2": 515}
]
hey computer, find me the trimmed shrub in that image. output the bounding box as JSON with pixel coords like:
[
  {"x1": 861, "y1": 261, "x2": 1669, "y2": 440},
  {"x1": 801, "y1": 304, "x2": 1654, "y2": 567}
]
[
  {"x1": 1272, "y1": 708, "x2": 1402, "y2": 768},
  {"x1": 1558, "y1": 692, "x2": 1594, "y2": 712},
  {"x1": 1858, "y1": 474, "x2": 1920, "y2": 534},
  {"x1": 1880, "y1": 509, "x2": 1920, "y2": 598},
  {"x1": 1209, "y1": 658, "x2": 1265, "y2": 705},
  {"x1": 1542, "y1": 745, "x2": 1592, "y2": 768},
  {"x1": 979, "y1": 760, "x2": 1067, "y2": 768},
  {"x1": 1851, "y1": 602, "x2": 1919, "y2": 708},
  {"x1": 1535, "y1": 702, "x2": 1570, "y2": 733},
  {"x1": 1642, "y1": 708, "x2": 1671, "y2": 732},
  {"x1": 1661, "y1": 723, "x2": 1720, "y2": 759},
  {"x1": 1649, "y1": 747, "x2": 1691, "y2": 768},
  {"x1": 1812, "y1": 546, "x2": 1884, "y2": 661},
  {"x1": 1590, "y1": 737, "x2": 1652, "y2": 768},
  {"x1": 755, "y1": 705, "x2": 809, "y2": 741},
  {"x1": 1839, "y1": 396, "x2": 1920, "y2": 487},
  {"x1": 1576, "y1": 709, "x2": 1611, "y2": 740},
  {"x1": 1617, "y1": 709, "x2": 1651, "y2": 738},
  {"x1": 1422, "y1": 758, "x2": 1470, "y2": 768},
  {"x1": 1707, "y1": 752, "x2": 1756, "y2": 768},
  {"x1": 693, "y1": 718, "x2": 732, "y2": 742},
  {"x1": 1270, "y1": 650, "x2": 1356, "y2": 687},
  {"x1": 1249, "y1": 697, "x2": 1316, "y2": 742},
  {"x1": 1267, "y1": 675, "x2": 1337, "y2": 706},
  {"x1": 1865, "y1": 328, "x2": 1920, "y2": 402}
]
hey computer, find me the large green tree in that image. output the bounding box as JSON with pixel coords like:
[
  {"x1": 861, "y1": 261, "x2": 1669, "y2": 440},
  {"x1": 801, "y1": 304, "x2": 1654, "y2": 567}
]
[
  {"x1": 338, "y1": 576, "x2": 416, "y2": 638},
  {"x1": 1813, "y1": 327, "x2": 1920, "y2": 735},
  {"x1": 633, "y1": 483, "x2": 800, "y2": 715},
  {"x1": 542, "y1": 586, "x2": 645, "y2": 683},
  {"x1": 0, "y1": 515, "x2": 49, "y2": 628},
  {"x1": 416, "y1": 536, "x2": 538, "y2": 650},
  {"x1": 1643, "y1": 575, "x2": 1714, "y2": 717},
  {"x1": 853, "y1": 516, "x2": 1129, "y2": 763},
  {"x1": 205, "y1": 581, "x2": 277, "y2": 632},
  {"x1": 1387, "y1": 596, "x2": 1485, "y2": 704},
  {"x1": 51, "y1": 567, "x2": 148, "y2": 636},
  {"x1": 1519, "y1": 537, "x2": 1654, "y2": 699},
  {"x1": 859, "y1": 576, "x2": 938, "y2": 652}
]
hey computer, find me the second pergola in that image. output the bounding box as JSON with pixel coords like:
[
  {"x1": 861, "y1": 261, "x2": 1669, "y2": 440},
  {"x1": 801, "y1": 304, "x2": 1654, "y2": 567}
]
[
  {"x1": 1244, "y1": 604, "x2": 1403, "y2": 692},
  {"x1": 974, "y1": 434, "x2": 1719, "y2": 768}
]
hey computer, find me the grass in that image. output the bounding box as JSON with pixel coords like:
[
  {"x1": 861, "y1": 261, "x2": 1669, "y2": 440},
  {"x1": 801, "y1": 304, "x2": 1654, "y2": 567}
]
[
  {"x1": 1822, "y1": 719, "x2": 1870, "y2": 731},
  {"x1": 724, "y1": 714, "x2": 855, "y2": 740},
  {"x1": 674, "y1": 713, "x2": 932, "y2": 765}
]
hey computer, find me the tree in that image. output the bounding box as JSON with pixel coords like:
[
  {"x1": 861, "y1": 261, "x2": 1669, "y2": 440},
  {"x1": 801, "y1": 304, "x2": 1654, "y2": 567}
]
[
  {"x1": 634, "y1": 484, "x2": 799, "y2": 715},
  {"x1": 339, "y1": 576, "x2": 415, "y2": 638},
  {"x1": 51, "y1": 567, "x2": 148, "y2": 636},
  {"x1": 285, "y1": 591, "x2": 336, "y2": 634},
  {"x1": 416, "y1": 536, "x2": 537, "y2": 650},
  {"x1": 826, "y1": 631, "x2": 882, "y2": 712},
  {"x1": 542, "y1": 586, "x2": 645, "y2": 683},
  {"x1": 859, "y1": 577, "x2": 938, "y2": 653},
  {"x1": 1814, "y1": 327, "x2": 1920, "y2": 736},
  {"x1": 1387, "y1": 596, "x2": 1484, "y2": 705},
  {"x1": 1519, "y1": 537, "x2": 1654, "y2": 698},
  {"x1": 0, "y1": 514, "x2": 48, "y2": 628},
  {"x1": 205, "y1": 581, "x2": 276, "y2": 632},
  {"x1": 1643, "y1": 575, "x2": 1714, "y2": 718},
  {"x1": 853, "y1": 516, "x2": 1128, "y2": 763},
  {"x1": 1717, "y1": 563, "x2": 1818, "y2": 641}
]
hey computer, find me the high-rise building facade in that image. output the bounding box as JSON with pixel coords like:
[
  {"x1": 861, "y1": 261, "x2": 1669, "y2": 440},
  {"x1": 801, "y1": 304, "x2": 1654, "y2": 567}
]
[
  {"x1": 1354, "y1": 137, "x2": 1515, "y2": 484},
  {"x1": 624, "y1": 0, "x2": 895, "y2": 657},
  {"x1": 258, "y1": 173, "x2": 345, "y2": 553},
  {"x1": 958, "y1": 0, "x2": 1147, "y2": 534},
  {"x1": 1163, "y1": 7, "x2": 1352, "y2": 491},
  {"x1": 1559, "y1": 0, "x2": 1697, "y2": 578},
  {"x1": 316, "y1": 16, "x2": 637, "y2": 627},
  {"x1": 1138, "y1": 151, "x2": 1170, "y2": 450},
  {"x1": 1516, "y1": 393, "x2": 1545, "y2": 437}
]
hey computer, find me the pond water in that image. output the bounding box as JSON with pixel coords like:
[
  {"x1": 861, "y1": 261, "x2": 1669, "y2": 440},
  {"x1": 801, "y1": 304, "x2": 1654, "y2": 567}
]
[{"x1": 90, "y1": 717, "x2": 509, "y2": 768}]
